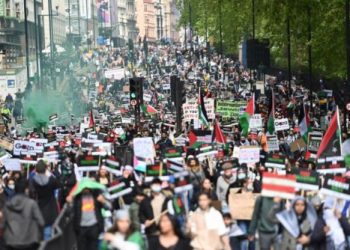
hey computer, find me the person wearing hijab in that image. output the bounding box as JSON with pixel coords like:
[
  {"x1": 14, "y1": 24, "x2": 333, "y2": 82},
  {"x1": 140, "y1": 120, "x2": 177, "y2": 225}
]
[
  {"x1": 269, "y1": 196, "x2": 317, "y2": 250},
  {"x1": 310, "y1": 196, "x2": 350, "y2": 250}
]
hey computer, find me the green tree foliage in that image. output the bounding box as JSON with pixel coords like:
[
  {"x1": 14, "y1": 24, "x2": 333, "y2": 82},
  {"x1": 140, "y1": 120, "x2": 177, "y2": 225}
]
[{"x1": 177, "y1": 0, "x2": 347, "y2": 78}]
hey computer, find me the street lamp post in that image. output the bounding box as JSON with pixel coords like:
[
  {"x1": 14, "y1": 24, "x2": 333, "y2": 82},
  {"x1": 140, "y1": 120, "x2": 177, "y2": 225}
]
[
  {"x1": 218, "y1": 0, "x2": 223, "y2": 55},
  {"x1": 287, "y1": 14, "x2": 292, "y2": 95},
  {"x1": 34, "y1": 0, "x2": 40, "y2": 87},
  {"x1": 307, "y1": 4, "x2": 313, "y2": 107},
  {"x1": 24, "y1": 0, "x2": 30, "y2": 89},
  {"x1": 48, "y1": 0, "x2": 56, "y2": 89}
]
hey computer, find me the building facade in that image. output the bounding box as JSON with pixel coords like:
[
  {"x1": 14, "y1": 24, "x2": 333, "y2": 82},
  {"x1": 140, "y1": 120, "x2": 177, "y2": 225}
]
[
  {"x1": 135, "y1": 0, "x2": 179, "y2": 43},
  {"x1": 0, "y1": 0, "x2": 42, "y2": 97},
  {"x1": 42, "y1": 0, "x2": 66, "y2": 48}
]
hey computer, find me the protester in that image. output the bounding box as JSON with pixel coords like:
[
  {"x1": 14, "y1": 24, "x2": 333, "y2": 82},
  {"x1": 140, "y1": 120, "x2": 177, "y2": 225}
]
[
  {"x1": 187, "y1": 192, "x2": 231, "y2": 250},
  {"x1": 269, "y1": 196, "x2": 317, "y2": 250},
  {"x1": 30, "y1": 160, "x2": 60, "y2": 240},
  {"x1": 148, "y1": 213, "x2": 192, "y2": 250},
  {"x1": 310, "y1": 197, "x2": 350, "y2": 250},
  {"x1": 71, "y1": 186, "x2": 111, "y2": 250},
  {"x1": 248, "y1": 196, "x2": 280, "y2": 250},
  {"x1": 3, "y1": 179, "x2": 45, "y2": 250},
  {"x1": 102, "y1": 209, "x2": 145, "y2": 250}
]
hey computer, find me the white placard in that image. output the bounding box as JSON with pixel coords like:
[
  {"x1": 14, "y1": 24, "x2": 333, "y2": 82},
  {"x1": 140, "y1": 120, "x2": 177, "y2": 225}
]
[
  {"x1": 163, "y1": 83, "x2": 171, "y2": 90},
  {"x1": 143, "y1": 93, "x2": 152, "y2": 102},
  {"x1": 133, "y1": 137, "x2": 155, "y2": 164},
  {"x1": 239, "y1": 146, "x2": 260, "y2": 164},
  {"x1": 249, "y1": 114, "x2": 263, "y2": 130},
  {"x1": 104, "y1": 68, "x2": 125, "y2": 79},
  {"x1": 13, "y1": 140, "x2": 38, "y2": 156},
  {"x1": 3, "y1": 158, "x2": 21, "y2": 171},
  {"x1": 267, "y1": 135, "x2": 279, "y2": 152},
  {"x1": 182, "y1": 98, "x2": 215, "y2": 121},
  {"x1": 274, "y1": 118, "x2": 290, "y2": 131}
]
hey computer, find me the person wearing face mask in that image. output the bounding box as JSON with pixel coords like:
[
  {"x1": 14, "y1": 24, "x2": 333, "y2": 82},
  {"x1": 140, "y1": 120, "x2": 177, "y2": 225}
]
[
  {"x1": 139, "y1": 178, "x2": 172, "y2": 239},
  {"x1": 239, "y1": 136, "x2": 250, "y2": 146},
  {"x1": 4, "y1": 178, "x2": 15, "y2": 200},
  {"x1": 216, "y1": 162, "x2": 235, "y2": 213}
]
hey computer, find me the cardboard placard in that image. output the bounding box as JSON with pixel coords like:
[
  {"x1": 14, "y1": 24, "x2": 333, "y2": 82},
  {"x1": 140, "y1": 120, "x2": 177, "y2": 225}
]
[
  {"x1": 290, "y1": 139, "x2": 307, "y2": 152},
  {"x1": 229, "y1": 191, "x2": 259, "y2": 220}
]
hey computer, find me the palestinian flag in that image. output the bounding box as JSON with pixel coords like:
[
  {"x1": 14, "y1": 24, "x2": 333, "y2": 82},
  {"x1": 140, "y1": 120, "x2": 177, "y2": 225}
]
[
  {"x1": 108, "y1": 182, "x2": 133, "y2": 200},
  {"x1": 141, "y1": 104, "x2": 157, "y2": 114},
  {"x1": 267, "y1": 89, "x2": 275, "y2": 134},
  {"x1": 298, "y1": 103, "x2": 312, "y2": 142},
  {"x1": 198, "y1": 88, "x2": 209, "y2": 127},
  {"x1": 173, "y1": 195, "x2": 186, "y2": 215},
  {"x1": 89, "y1": 110, "x2": 95, "y2": 128},
  {"x1": 188, "y1": 130, "x2": 212, "y2": 146},
  {"x1": 212, "y1": 120, "x2": 226, "y2": 144},
  {"x1": 239, "y1": 94, "x2": 255, "y2": 136},
  {"x1": 317, "y1": 107, "x2": 342, "y2": 158}
]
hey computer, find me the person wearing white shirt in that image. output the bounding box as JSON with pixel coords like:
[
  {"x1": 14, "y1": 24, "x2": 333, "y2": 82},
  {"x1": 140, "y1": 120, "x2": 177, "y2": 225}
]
[{"x1": 187, "y1": 192, "x2": 231, "y2": 250}]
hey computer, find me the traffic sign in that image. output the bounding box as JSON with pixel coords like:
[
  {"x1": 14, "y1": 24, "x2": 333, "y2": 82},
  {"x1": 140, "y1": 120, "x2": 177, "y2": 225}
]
[
  {"x1": 130, "y1": 100, "x2": 137, "y2": 106},
  {"x1": 347, "y1": 103, "x2": 350, "y2": 111}
]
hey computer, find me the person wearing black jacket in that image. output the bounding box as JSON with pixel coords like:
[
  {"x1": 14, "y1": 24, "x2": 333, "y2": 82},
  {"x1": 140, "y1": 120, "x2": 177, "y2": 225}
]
[
  {"x1": 139, "y1": 179, "x2": 170, "y2": 238},
  {"x1": 72, "y1": 188, "x2": 111, "y2": 250},
  {"x1": 30, "y1": 160, "x2": 60, "y2": 240},
  {"x1": 148, "y1": 213, "x2": 192, "y2": 250},
  {"x1": 310, "y1": 197, "x2": 350, "y2": 250}
]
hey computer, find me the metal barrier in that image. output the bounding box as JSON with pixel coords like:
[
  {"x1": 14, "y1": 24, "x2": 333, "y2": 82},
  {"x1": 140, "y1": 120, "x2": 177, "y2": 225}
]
[{"x1": 39, "y1": 204, "x2": 77, "y2": 250}]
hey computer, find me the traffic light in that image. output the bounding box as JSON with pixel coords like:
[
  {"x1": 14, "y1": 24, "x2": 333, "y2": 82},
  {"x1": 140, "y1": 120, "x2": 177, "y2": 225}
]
[{"x1": 129, "y1": 77, "x2": 144, "y2": 105}]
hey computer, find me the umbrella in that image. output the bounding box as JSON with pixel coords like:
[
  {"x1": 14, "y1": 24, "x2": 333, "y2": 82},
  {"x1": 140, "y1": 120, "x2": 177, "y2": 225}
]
[{"x1": 70, "y1": 178, "x2": 106, "y2": 197}]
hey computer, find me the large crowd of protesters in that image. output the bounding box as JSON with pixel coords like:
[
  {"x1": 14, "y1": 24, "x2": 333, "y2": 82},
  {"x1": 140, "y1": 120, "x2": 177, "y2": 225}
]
[{"x1": 0, "y1": 40, "x2": 349, "y2": 250}]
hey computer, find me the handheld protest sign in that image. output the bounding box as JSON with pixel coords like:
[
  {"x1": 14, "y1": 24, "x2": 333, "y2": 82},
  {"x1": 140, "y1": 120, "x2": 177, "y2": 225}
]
[
  {"x1": 265, "y1": 154, "x2": 286, "y2": 169},
  {"x1": 320, "y1": 174, "x2": 350, "y2": 200},
  {"x1": 267, "y1": 135, "x2": 279, "y2": 152},
  {"x1": 173, "y1": 171, "x2": 193, "y2": 193},
  {"x1": 316, "y1": 156, "x2": 346, "y2": 174},
  {"x1": 293, "y1": 169, "x2": 319, "y2": 191},
  {"x1": 261, "y1": 172, "x2": 296, "y2": 200},
  {"x1": 238, "y1": 146, "x2": 260, "y2": 164},
  {"x1": 229, "y1": 190, "x2": 259, "y2": 220},
  {"x1": 146, "y1": 162, "x2": 167, "y2": 177},
  {"x1": 77, "y1": 154, "x2": 100, "y2": 172}
]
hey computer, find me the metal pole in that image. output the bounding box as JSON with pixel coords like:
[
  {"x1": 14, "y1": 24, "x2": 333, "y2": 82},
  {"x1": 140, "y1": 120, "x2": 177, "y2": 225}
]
[
  {"x1": 189, "y1": 1, "x2": 193, "y2": 53},
  {"x1": 24, "y1": 0, "x2": 30, "y2": 88},
  {"x1": 86, "y1": 0, "x2": 88, "y2": 37},
  {"x1": 78, "y1": 0, "x2": 81, "y2": 36},
  {"x1": 252, "y1": 0, "x2": 255, "y2": 39},
  {"x1": 345, "y1": 0, "x2": 350, "y2": 131},
  {"x1": 307, "y1": 5, "x2": 313, "y2": 107},
  {"x1": 287, "y1": 15, "x2": 292, "y2": 95},
  {"x1": 92, "y1": 1, "x2": 95, "y2": 46},
  {"x1": 219, "y1": 0, "x2": 223, "y2": 55},
  {"x1": 34, "y1": 0, "x2": 39, "y2": 88},
  {"x1": 38, "y1": 16, "x2": 43, "y2": 90},
  {"x1": 68, "y1": 0, "x2": 71, "y2": 36},
  {"x1": 48, "y1": 0, "x2": 56, "y2": 89}
]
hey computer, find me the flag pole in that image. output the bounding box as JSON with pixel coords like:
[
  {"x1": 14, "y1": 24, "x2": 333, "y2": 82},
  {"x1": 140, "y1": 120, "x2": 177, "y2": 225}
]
[{"x1": 337, "y1": 106, "x2": 343, "y2": 156}]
